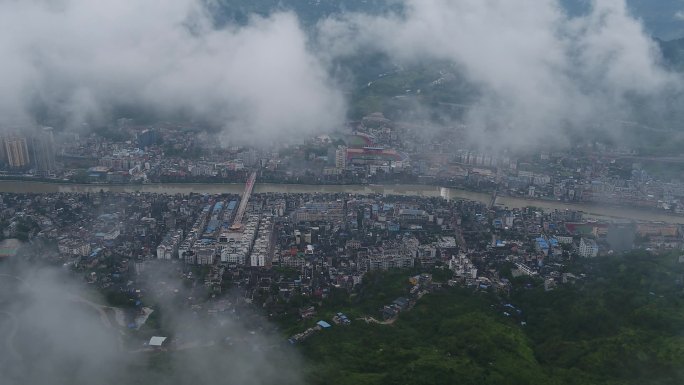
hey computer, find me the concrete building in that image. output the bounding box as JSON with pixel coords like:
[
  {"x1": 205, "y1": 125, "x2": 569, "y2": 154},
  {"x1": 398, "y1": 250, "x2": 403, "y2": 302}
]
[
  {"x1": 579, "y1": 238, "x2": 599, "y2": 258},
  {"x1": 293, "y1": 201, "x2": 344, "y2": 223},
  {"x1": 367, "y1": 254, "x2": 415, "y2": 270},
  {"x1": 366, "y1": 238, "x2": 417, "y2": 271},
  {"x1": 32, "y1": 127, "x2": 56, "y2": 176},
  {"x1": 535, "y1": 237, "x2": 550, "y2": 256},
  {"x1": 397, "y1": 208, "x2": 428, "y2": 224},
  {"x1": 250, "y1": 215, "x2": 273, "y2": 267},
  {"x1": 221, "y1": 245, "x2": 247, "y2": 265},
  {"x1": 156, "y1": 229, "x2": 184, "y2": 259},
  {"x1": 137, "y1": 129, "x2": 158, "y2": 148},
  {"x1": 58, "y1": 239, "x2": 91, "y2": 257},
  {"x1": 4, "y1": 136, "x2": 30, "y2": 168},
  {"x1": 449, "y1": 254, "x2": 478, "y2": 281},
  {"x1": 0, "y1": 135, "x2": 6, "y2": 164},
  {"x1": 195, "y1": 244, "x2": 217, "y2": 265},
  {"x1": 556, "y1": 236, "x2": 574, "y2": 245},
  {"x1": 335, "y1": 146, "x2": 347, "y2": 169}
]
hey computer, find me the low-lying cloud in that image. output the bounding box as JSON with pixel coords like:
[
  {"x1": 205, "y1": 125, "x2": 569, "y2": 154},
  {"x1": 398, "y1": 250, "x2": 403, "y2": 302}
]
[
  {"x1": 0, "y1": 259, "x2": 303, "y2": 385},
  {"x1": 0, "y1": 0, "x2": 345, "y2": 144},
  {"x1": 318, "y1": 0, "x2": 682, "y2": 150},
  {"x1": 0, "y1": 266, "x2": 130, "y2": 384},
  {"x1": 0, "y1": 0, "x2": 681, "y2": 151}
]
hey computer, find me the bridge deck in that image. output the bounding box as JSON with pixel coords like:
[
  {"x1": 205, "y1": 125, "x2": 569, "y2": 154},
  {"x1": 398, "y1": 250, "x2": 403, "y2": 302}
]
[{"x1": 230, "y1": 171, "x2": 257, "y2": 231}]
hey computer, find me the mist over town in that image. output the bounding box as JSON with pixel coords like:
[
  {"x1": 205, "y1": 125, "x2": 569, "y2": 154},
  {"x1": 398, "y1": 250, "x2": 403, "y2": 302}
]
[{"x1": 2, "y1": 1, "x2": 684, "y2": 384}]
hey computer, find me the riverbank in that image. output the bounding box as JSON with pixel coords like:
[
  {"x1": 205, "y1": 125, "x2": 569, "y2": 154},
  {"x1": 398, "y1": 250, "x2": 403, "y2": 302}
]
[{"x1": 0, "y1": 180, "x2": 682, "y2": 224}]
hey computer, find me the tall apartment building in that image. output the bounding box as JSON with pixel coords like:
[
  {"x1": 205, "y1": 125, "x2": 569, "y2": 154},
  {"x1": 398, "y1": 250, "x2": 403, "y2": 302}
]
[
  {"x1": 4, "y1": 136, "x2": 30, "y2": 168},
  {"x1": 579, "y1": 238, "x2": 599, "y2": 258},
  {"x1": 32, "y1": 127, "x2": 56, "y2": 176},
  {"x1": 0, "y1": 135, "x2": 6, "y2": 165},
  {"x1": 335, "y1": 146, "x2": 347, "y2": 169}
]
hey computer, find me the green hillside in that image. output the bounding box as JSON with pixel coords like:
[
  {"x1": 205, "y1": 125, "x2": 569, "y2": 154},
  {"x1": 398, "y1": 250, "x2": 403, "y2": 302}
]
[{"x1": 295, "y1": 252, "x2": 684, "y2": 385}]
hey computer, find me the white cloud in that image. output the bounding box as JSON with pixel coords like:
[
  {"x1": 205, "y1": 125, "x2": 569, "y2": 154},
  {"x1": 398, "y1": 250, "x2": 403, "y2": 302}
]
[
  {"x1": 0, "y1": 0, "x2": 678, "y2": 151},
  {"x1": 318, "y1": 0, "x2": 681, "y2": 150},
  {"x1": 0, "y1": 0, "x2": 346, "y2": 144},
  {"x1": 0, "y1": 260, "x2": 304, "y2": 385}
]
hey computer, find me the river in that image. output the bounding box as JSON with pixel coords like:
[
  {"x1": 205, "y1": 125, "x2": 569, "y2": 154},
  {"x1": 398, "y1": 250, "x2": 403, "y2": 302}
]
[{"x1": 1, "y1": 180, "x2": 683, "y2": 224}]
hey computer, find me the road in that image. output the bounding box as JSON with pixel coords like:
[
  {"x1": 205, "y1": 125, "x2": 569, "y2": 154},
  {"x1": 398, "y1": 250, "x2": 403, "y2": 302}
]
[{"x1": 230, "y1": 170, "x2": 257, "y2": 230}]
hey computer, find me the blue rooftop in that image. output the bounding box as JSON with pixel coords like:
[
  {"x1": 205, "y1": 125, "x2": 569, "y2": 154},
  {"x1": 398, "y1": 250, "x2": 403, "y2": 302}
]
[
  {"x1": 213, "y1": 202, "x2": 224, "y2": 213},
  {"x1": 205, "y1": 219, "x2": 220, "y2": 233},
  {"x1": 317, "y1": 320, "x2": 332, "y2": 328},
  {"x1": 536, "y1": 237, "x2": 549, "y2": 249}
]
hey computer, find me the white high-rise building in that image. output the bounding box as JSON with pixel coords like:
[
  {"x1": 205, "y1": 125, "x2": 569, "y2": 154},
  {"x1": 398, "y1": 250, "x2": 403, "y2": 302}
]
[
  {"x1": 335, "y1": 146, "x2": 347, "y2": 169},
  {"x1": 579, "y1": 238, "x2": 599, "y2": 258},
  {"x1": 33, "y1": 127, "x2": 56, "y2": 176},
  {"x1": 4, "y1": 136, "x2": 30, "y2": 168}
]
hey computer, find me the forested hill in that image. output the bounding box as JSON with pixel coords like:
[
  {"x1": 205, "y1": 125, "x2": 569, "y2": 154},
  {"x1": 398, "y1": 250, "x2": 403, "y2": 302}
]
[{"x1": 298, "y1": 252, "x2": 684, "y2": 385}]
